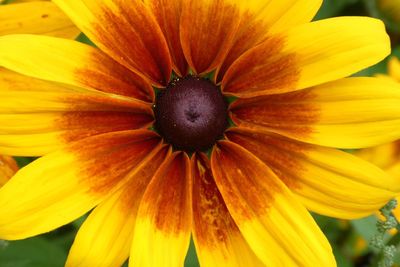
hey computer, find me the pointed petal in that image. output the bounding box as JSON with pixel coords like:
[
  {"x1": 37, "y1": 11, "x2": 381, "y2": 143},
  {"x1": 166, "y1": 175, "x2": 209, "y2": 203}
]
[
  {"x1": 192, "y1": 153, "x2": 263, "y2": 267},
  {"x1": 265, "y1": 0, "x2": 322, "y2": 33},
  {"x1": 52, "y1": 0, "x2": 172, "y2": 87},
  {"x1": 0, "y1": 67, "x2": 72, "y2": 92},
  {"x1": 231, "y1": 77, "x2": 400, "y2": 148},
  {"x1": 130, "y1": 152, "x2": 191, "y2": 267},
  {"x1": 0, "y1": 155, "x2": 18, "y2": 186},
  {"x1": 223, "y1": 17, "x2": 390, "y2": 98},
  {"x1": 215, "y1": 0, "x2": 322, "y2": 82},
  {"x1": 145, "y1": 0, "x2": 187, "y2": 77},
  {"x1": 66, "y1": 146, "x2": 170, "y2": 267},
  {"x1": 0, "y1": 130, "x2": 161, "y2": 240},
  {"x1": 180, "y1": 0, "x2": 242, "y2": 74},
  {"x1": 211, "y1": 141, "x2": 335, "y2": 266},
  {"x1": 0, "y1": 70, "x2": 153, "y2": 156},
  {"x1": 0, "y1": 110, "x2": 153, "y2": 156},
  {"x1": 0, "y1": 34, "x2": 154, "y2": 101},
  {"x1": 0, "y1": 1, "x2": 80, "y2": 38},
  {"x1": 226, "y1": 128, "x2": 399, "y2": 219}
]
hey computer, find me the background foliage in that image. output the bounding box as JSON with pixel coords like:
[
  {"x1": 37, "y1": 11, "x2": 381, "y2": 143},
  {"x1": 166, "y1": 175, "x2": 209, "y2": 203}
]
[{"x1": 1, "y1": 0, "x2": 400, "y2": 266}]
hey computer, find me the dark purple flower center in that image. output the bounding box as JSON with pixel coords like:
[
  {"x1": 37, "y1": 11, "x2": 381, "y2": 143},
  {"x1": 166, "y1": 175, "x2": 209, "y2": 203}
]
[{"x1": 154, "y1": 76, "x2": 228, "y2": 152}]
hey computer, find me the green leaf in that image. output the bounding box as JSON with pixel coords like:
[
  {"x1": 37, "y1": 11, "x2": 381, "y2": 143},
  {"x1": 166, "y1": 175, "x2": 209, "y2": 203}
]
[
  {"x1": 393, "y1": 47, "x2": 400, "y2": 58},
  {"x1": 0, "y1": 236, "x2": 67, "y2": 267},
  {"x1": 353, "y1": 60, "x2": 388, "y2": 77},
  {"x1": 333, "y1": 245, "x2": 354, "y2": 267},
  {"x1": 75, "y1": 33, "x2": 96, "y2": 47},
  {"x1": 184, "y1": 238, "x2": 200, "y2": 267},
  {"x1": 351, "y1": 215, "x2": 378, "y2": 242},
  {"x1": 13, "y1": 157, "x2": 36, "y2": 168},
  {"x1": 315, "y1": 0, "x2": 360, "y2": 20}
]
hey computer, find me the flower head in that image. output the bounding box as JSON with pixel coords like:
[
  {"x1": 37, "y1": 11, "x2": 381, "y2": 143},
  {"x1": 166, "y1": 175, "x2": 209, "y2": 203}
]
[{"x1": 0, "y1": 1, "x2": 400, "y2": 266}]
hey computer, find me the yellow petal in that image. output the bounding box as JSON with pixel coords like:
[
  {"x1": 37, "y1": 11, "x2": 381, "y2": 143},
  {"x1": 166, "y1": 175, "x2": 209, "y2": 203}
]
[
  {"x1": 223, "y1": 17, "x2": 390, "y2": 98},
  {"x1": 0, "y1": 1, "x2": 79, "y2": 38},
  {"x1": 216, "y1": 0, "x2": 322, "y2": 82},
  {"x1": 355, "y1": 141, "x2": 400, "y2": 169},
  {"x1": 211, "y1": 141, "x2": 335, "y2": 266},
  {"x1": 66, "y1": 145, "x2": 170, "y2": 267},
  {"x1": 0, "y1": 155, "x2": 18, "y2": 186},
  {"x1": 0, "y1": 111, "x2": 153, "y2": 157},
  {"x1": 266, "y1": 0, "x2": 322, "y2": 34},
  {"x1": 52, "y1": 0, "x2": 172, "y2": 87},
  {"x1": 0, "y1": 69, "x2": 153, "y2": 156},
  {"x1": 227, "y1": 128, "x2": 399, "y2": 219},
  {"x1": 7, "y1": 0, "x2": 49, "y2": 3},
  {"x1": 0, "y1": 34, "x2": 154, "y2": 101},
  {"x1": 180, "y1": 0, "x2": 242, "y2": 74},
  {"x1": 130, "y1": 152, "x2": 191, "y2": 267},
  {"x1": 145, "y1": 0, "x2": 188, "y2": 77},
  {"x1": 192, "y1": 153, "x2": 264, "y2": 267},
  {"x1": 0, "y1": 130, "x2": 161, "y2": 240},
  {"x1": 231, "y1": 77, "x2": 400, "y2": 148}
]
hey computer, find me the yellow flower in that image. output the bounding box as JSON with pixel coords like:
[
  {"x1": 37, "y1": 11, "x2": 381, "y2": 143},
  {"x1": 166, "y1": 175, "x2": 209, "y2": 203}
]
[{"x1": 0, "y1": 1, "x2": 400, "y2": 266}]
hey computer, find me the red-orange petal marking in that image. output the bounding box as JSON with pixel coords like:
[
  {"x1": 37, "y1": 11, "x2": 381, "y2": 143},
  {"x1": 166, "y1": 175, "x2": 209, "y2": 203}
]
[
  {"x1": 130, "y1": 152, "x2": 192, "y2": 266},
  {"x1": 66, "y1": 145, "x2": 171, "y2": 267},
  {"x1": 225, "y1": 128, "x2": 305, "y2": 190},
  {"x1": 215, "y1": 11, "x2": 271, "y2": 83},
  {"x1": 145, "y1": 0, "x2": 188, "y2": 77},
  {"x1": 71, "y1": 130, "x2": 162, "y2": 195},
  {"x1": 211, "y1": 141, "x2": 336, "y2": 266},
  {"x1": 227, "y1": 127, "x2": 399, "y2": 220},
  {"x1": 180, "y1": 0, "x2": 241, "y2": 74},
  {"x1": 211, "y1": 141, "x2": 282, "y2": 221},
  {"x1": 119, "y1": 145, "x2": 172, "y2": 212},
  {"x1": 229, "y1": 90, "x2": 319, "y2": 139},
  {"x1": 0, "y1": 88, "x2": 154, "y2": 156},
  {"x1": 215, "y1": 0, "x2": 322, "y2": 83},
  {"x1": 77, "y1": 49, "x2": 155, "y2": 102},
  {"x1": 192, "y1": 152, "x2": 263, "y2": 266},
  {"x1": 0, "y1": 35, "x2": 154, "y2": 102},
  {"x1": 58, "y1": 111, "x2": 154, "y2": 144},
  {"x1": 0, "y1": 130, "x2": 163, "y2": 240},
  {"x1": 53, "y1": 0, "x2": 172, "y2": 87},
  {"x1": 222, "y1": 36, "x2": 300, "y2": 98},
  {"x1": 142, "y1": 152, "x2": 191, "y2": 233},
  {"x1": 0, "y1": 156, "x2": 18, "y2": 187},
  {"x1": 57, "y1": 91, "x2": 154, "y2": 143}
]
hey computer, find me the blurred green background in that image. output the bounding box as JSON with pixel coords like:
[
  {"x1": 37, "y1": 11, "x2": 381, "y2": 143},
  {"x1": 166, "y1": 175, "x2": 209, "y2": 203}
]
[{"x1": 1, "y1": 0, "x2": 400, "y2": 266}]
